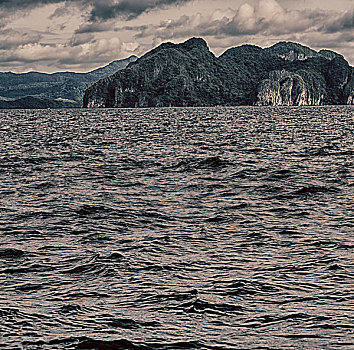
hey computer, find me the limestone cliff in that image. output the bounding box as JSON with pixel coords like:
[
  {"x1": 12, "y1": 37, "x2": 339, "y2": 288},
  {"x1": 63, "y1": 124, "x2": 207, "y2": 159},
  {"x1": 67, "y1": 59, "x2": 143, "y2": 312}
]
[
  {"x1": 326, "y1": 57, "x2": 354, "y2": 104},
  {"x1": 344, "y1": 75, "x2": 354, "y2": 105},
  {"x1": 254, "y1": 70, "x2": 325, "y2": 106}
]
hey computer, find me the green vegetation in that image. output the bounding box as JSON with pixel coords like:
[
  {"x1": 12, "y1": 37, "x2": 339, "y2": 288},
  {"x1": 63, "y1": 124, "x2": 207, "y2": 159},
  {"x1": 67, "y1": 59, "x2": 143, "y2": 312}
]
[{"x1": 84, "y1": 38, "x2": 353, "y2": 107}]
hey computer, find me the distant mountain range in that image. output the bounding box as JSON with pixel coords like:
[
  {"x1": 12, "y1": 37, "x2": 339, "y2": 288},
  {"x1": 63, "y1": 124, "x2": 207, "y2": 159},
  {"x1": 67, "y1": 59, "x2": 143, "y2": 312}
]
[
  {"x1": 84, "y1": 38, "x2": 354, "y2": 107},
  {"x1": 0, "y1": 55, "x2": 137, "y2": 109}
]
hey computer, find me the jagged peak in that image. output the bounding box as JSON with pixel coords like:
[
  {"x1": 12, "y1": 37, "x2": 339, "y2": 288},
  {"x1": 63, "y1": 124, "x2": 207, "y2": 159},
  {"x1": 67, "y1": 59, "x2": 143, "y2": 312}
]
[
  {"x1": 134, "y1": 37, "x2": 211, "y2": 63},
  {"x1": 144, "y1": 37, "x2": 208, "y2": 53},
  {"x1": 135, "y1": 41, "x2": 177, "y2": 62},
  {"x1": 179, "y1": 37, "x2": 209, "y2": 51}
]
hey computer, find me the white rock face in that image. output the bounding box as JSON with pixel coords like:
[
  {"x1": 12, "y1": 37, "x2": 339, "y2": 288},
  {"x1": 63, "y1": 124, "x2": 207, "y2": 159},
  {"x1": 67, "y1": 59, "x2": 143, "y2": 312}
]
[
  {"x1": 280, "y1": 50, "x2": 308, "y2": 62},
  {"x1": 344, "y1": 76, "x2": 354, "y2": 105},
  {"x1": 254, "y1": 70, "x2": 324, "y2": 106},
  {"x1": 347, "y1": 92, "x2": 354, "y2": 105}
]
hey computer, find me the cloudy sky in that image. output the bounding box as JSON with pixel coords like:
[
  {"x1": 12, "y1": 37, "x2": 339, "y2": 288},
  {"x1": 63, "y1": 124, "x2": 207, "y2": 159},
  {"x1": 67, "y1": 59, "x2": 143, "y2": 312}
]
[{"x1": 0, "y1": 0, "x2": 353, "y2": 73}]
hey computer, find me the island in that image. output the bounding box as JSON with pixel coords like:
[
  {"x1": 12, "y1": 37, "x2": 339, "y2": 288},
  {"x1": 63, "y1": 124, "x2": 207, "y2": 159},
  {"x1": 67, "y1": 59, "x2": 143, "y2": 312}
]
[{"x1": 83, "y1": 38, "x2": 354, "y2": 108}]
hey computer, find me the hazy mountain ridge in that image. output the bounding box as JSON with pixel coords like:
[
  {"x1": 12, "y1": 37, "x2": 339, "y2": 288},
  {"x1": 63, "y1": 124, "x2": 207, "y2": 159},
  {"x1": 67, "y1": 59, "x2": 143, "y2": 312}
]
[
  {"x1": 0, "y1": 55, "x2": 137, "y2": 108},
  {"x1": 84, "y1": 38, "x2": 354, "y2": 107},
  {"x1": 0, "y1": 96, "x2": 76, "y2": 109}
]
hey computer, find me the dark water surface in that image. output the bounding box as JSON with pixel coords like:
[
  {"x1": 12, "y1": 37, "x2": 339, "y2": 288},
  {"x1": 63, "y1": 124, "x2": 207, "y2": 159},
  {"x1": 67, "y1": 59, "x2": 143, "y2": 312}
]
[{"x1": 0, "y1": 106, "x2": 353, "y2": 349}]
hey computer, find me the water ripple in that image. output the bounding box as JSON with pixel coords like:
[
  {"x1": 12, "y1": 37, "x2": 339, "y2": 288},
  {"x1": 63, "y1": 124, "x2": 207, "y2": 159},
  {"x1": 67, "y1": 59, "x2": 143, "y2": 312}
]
[{"x1": 0, "y1": 106, "x2": 353, "y2": 349}]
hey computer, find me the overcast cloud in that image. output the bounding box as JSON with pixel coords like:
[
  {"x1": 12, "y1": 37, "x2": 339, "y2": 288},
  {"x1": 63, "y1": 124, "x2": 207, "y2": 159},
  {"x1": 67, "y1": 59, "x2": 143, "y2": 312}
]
[
  {"x1": 0, "y1": 0, "x2": 353, "y2": 72},
  {"x1": 129, "y1": 1, "x2": 345, "y2": 38},
  {"x1": 0, "y1": 0, "x2": 194, "y2": 21}
]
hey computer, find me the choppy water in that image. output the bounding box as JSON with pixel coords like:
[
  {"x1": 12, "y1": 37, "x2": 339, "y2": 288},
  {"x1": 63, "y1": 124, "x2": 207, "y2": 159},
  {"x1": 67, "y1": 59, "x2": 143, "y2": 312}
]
[{"x1": 0, "y1": 106, "x2": 353, "y2": 350}]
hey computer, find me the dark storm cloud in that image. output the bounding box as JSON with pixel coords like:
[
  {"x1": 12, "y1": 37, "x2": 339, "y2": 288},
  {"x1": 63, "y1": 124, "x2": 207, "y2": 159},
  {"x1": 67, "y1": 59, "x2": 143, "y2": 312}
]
[
  {"x1": 48, "y1": 4, "x2": 73, "y2": 19},
  {"x1": 88, "y1": 0, "x2": 193, "y2": 21},
  {"x1": 0, "y1": 29, "x2": 41, "y2": 49},
  {"x1": 69, "y1": 32, "x2": 94, "y2": 46},
  {"x1": 0, "y1": 0, "x2": 194, "y2": 21},
  {"x1": 0, "y1": 0, "x2": 73, "y2": 11},
  {"x1": 323, "y1": 9, "x2": 354, "y2": 33},
  {"x1": 75, "y1": 22, "x2": 113, "y2": 34}
]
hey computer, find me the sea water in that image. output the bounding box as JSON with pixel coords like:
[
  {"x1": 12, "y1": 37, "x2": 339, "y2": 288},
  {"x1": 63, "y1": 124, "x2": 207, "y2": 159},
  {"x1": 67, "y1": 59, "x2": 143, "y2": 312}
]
[{"x1": 0, "y1": 106, "x2": 353, "y2": 349}]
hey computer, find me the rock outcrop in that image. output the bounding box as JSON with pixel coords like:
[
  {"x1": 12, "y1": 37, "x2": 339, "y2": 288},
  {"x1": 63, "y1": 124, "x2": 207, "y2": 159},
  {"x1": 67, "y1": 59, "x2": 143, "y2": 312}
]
[
  {"x1": 345, "y1": 75, "x2": 354, "y2": 104},
  {"x1": 83, "y1": 38, "x2": 354, "y2": 108},
  {"x1": 325, "y1": 57, "x2": 354, "y2": 104},
  {"x1": 254, "y1": 70, "x2": 325, "y2": 106}
]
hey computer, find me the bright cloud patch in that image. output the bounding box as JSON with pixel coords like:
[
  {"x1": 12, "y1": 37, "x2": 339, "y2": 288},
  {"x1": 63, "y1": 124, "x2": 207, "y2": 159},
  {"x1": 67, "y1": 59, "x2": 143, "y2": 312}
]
[{"x1": 0, "y1": 37, "x2": 139, "y2": 71}]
